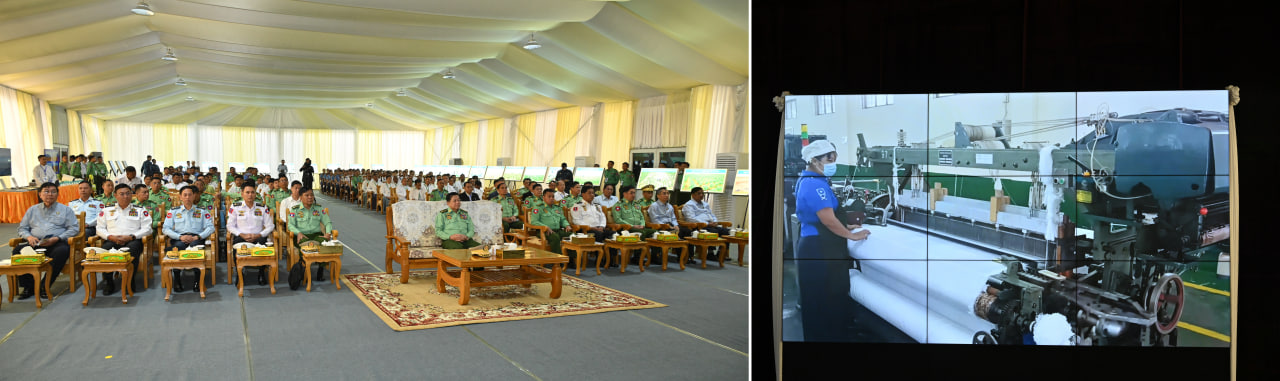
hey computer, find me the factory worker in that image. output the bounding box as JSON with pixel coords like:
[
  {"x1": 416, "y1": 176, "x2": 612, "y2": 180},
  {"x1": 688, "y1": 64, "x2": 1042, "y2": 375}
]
[{"x1": 794, "y1": 139, "x2": 870, "y2": 343}]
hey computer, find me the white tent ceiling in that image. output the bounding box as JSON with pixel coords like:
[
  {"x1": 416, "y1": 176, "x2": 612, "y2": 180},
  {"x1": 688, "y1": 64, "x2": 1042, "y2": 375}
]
[{"x1": 0, "y1": 0, "x2": 747, "y2": 130}]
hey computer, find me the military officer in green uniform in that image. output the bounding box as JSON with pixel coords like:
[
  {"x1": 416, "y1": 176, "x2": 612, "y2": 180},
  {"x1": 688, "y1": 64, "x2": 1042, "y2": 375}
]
[
  {"x1": 147, "y1": 178, "x2": 172, "y2": 210},
  {"x1": 618, "y1": 162, "x2": 636, "y2": 189},
  {"x1": 493, "y1": 182, "x2": 523, "y2": 233},
  {"x1": 522, "y1": 184, "x2": 545, "y2": 210},
  {"x1": 559, "y1": 182, "x2": 582, "y2": 207},
  {"x1": 428, "y1": 178, "x2": 449, "y2": 201},
  {"x1": 226, "y1": 168, "x2": 240, "y2": 185},
  {"x1": 267, "y1": 177, "x2": 290, "y2": 212},
  {"x1": 514, "y1": 178, "x2": 532, "y2": 198},
  {"x1": 288, "y1": 187, "x2": 335, "y2": 280},
  {"x1": 96, "y1": 179, "x2": 117, "y2": 205},
  {"x1": 603, "y1": 161, "x2": 620, "y2": 187},
  {"x1": 132, "y1": 184, "x2": 164, "y2": 229},
  {"x1": 612, "y1": 185, "x2": 656, "y2": 239},
  {"x1": 635, "y1": 185, "x2": 656, "y2": 208},
  {"x1": 89, "y1": 157, "x2": 110, "y2": 195},
  {"x1": 435, "y1": 192, "x2": 482, "y2": 250},
  {"x1": 530, "y1": 189, "x2": 573, "y2": 263}
]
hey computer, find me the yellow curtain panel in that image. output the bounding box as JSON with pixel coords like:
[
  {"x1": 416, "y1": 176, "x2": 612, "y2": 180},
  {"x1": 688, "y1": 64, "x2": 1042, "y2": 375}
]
[
  {"x1": 685, "y1": 85, "x2": 715, "y2": 168},
  {"x1": 484, "y1": 118, "x2": 505, "y2": 165},
  {"x1": 460, "y1": 121, "x2": 480, "y2": 166},
  {"x1": 303, "y1": 129, "x2": 332, "y2": 167},
  {"x1": 515, "y1": 113, "x2": 537, "y2": 166},
  {"x1": 599, "y1": 101, "x2": 634, "y2": 167},
  {"x1": 552, "y1": 107, "x2": 581, "y2": 167},
  {"x1": 357, "y1": 130, "x2": 382, "y2": 166},
  {"x1": 221, "y1": 126, "x2": 258, "y2": 163},
  {"x1": 152, "y1": 124, "x2": 189, "y2": 165},
  {"x1": 67, "y1": 110, "x2": 82, "y2": 154}
]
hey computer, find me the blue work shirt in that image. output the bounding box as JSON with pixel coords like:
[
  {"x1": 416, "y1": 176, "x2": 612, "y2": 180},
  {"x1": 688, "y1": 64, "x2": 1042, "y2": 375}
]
[
  {"x1": 794, "y1": 170, "x2": 838, "y2": 238},
  {"x1": 163, "y1": 204, "x2": 216, "y2": 240}
]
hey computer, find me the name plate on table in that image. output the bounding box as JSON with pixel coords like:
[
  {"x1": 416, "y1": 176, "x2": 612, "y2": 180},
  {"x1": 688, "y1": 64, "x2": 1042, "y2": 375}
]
[
  {"x1": 654, "y1": 233, "x2": 679, "y2": 241},
  {"x1": 697, "y1": 233, "x2": 720, "y2": 240},
  {"x1": 10, "y1": 255, "x2": 45, "y2": 265},
  {"x1": 101, "y1": 254, "x2": 132, "y2": 263},
  {"x1": 178, "y1": 250, "x2": 205, "y2": 260},
  {"x1": 616, "y1": 236, "x2": 640, "y2": 243},
  {"x1": 570, "y1": 236, "x2": 596, "y2": 245},
  {"x1": 501, "y1": 249, "x2": 526, "y2": 259},
  {"x1": 317, "y1": 243, "x2": 344, "y2": 255},
  {"x1": 733, "y1": 231, "x2": 749, "y2": 239},
  {"x1": 238, "y1": 247, "x2": 276, "y2": 257}
]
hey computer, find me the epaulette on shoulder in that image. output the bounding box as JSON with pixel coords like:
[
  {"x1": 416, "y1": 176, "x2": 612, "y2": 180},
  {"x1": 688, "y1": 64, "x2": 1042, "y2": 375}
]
[
  {"x1": 234, "y1": 201, "x2": 244, "y2": 207},
  {"x1": 292, "y1": 204, "x2": 303, "y2": 210},
  {"x1": 439, "y1": 208, "x2": 449, "y2": 214}
]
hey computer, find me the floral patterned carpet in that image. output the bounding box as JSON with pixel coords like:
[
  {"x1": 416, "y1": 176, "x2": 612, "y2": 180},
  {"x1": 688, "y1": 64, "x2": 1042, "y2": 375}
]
[{"x1": 342, "y1": 270, "x2": 666, "y2": 331}]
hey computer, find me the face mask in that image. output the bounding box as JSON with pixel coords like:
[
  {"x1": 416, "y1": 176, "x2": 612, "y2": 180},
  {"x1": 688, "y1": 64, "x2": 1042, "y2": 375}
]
[{"x1": 822, "y1": 162, "x2": 838, "y2": 177}]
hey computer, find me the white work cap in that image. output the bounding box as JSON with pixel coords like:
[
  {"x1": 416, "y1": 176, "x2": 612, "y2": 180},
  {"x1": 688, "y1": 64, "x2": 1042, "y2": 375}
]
[{"x1": 801, "y1": 140, "x2": 837, "y2": 162}]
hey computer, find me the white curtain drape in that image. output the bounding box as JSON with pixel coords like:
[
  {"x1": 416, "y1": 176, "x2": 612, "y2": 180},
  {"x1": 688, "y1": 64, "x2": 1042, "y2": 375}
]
[
  {"x1": 633, "y1": 95, "x2": 666, "y2": 149},
  {"x1": 532, "y1": 110, "x2": 558, "y2": 166},
  {"x1": 255, "y1": 127, "x2": 280, "y2": 169},
  {"x1": 330, "y1": 129, "x2": 356, "y2": 168},
  {"x1": 502, "y1": 118, "x2": 516, "y2": 160},
  {"x1": 382, "y1": 130, "x2": 425, "y2": 170},
  {"x1": 577, "y1": 104, "x2": 601, "y2": 162},
  {"x1": 477, "y1": 120, "x2": 490, "y2": 166},
  {"x1": 195, "y1": 124, "x2": 223, "y2": 166},
  {"x1": 280, "y1": 128, "x2": 306, "y2": 169},
  {"x1": 103, "y1": 121, "x2": 155, "y2": 168}
]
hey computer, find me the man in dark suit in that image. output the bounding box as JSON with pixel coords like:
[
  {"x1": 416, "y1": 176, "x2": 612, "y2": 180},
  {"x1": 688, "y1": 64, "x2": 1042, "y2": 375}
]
[
  {"x1": 555, "y1": 163, "x2": 574, "y2": 183},
  {"x1": 458, "y1": 181, "x2": 480, "y2": 202}
]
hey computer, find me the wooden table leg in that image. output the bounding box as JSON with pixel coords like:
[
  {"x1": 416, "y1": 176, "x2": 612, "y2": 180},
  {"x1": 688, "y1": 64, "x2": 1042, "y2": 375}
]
[
  {"x1": 35, "y1": 269, "x2": 46, "y2": 308},
  {"x1": 305, "y1": 259, "x2": 313, "y2": 292},
  {"x1": 458, "y1": 268, "x2": 470, "y2": 305},
  {"x1": 737, "y1": 242, "x2": 746, "y2": 266},
  {"x1": 333, "y1": 261, "x2": 341, "y2": 290},
  {"x1": 718, "y1": 244, "x2": 727, "y2": 268},
  {"x1": 594, "y1": 249, "x2": 603, "y2": 276},
  {"x1": 121, "y1": 270, "x2": 130, "y2": 304},
  {"x1": 164, "y1": 268, "x2": 172, "y2": 301},
  {"x1": 549, "y1": 264, "x2": 563, "y2": 299},
  {"x1": 269, "y1": 263, "x2": 277, "y2": 294},
  {"x1": 83, "y1": 271, "x2": 94, "y2": 305},
  {"x1": 435, "y1": 262, "x2": 446, "y2": 293},
  {"x1": 700, "y1": 245, "x2": 708, "y2": 269},
  {"x1": 199, "y1": 267, "x2": 206, "y2": 299},
  {"x1": 573, "y1": 249, "x2": 582, "y2": 277},
  {"x1": 659, "y1": 247, "x2": 670, "y2": 271},
  {"x1": 618, "y1": 249, "x2": 628, "y2": 274},
  {"x1": 237, "y1": 265, "x2": 245, "y2": 297}
]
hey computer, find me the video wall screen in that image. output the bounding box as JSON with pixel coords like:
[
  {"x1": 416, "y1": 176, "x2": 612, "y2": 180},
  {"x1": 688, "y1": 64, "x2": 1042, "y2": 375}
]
[
  {"x1": 485, "y1": 166, "x2": 505, "y2": 179},
  {"x1": 525, "y1": 167, "x2": 549, "y2": 182},
  {"x1": 732, "y1": 170, "x2": 750, "y2": 196},
  {"x1": 780, "y1": 91, "x2": 1231, "y2": 347},
  {"x1": 503, "y1": 166, "x2": 526, "y2": 181},
  {"x1": 574, "y1": 167, "x2": 604, "y2": 185},
  {"x1": 678, "y1": 169, "x2": 728, "y2": 193},
  {"x1": 636, "y1": 168, "x2": 677, "y2": 190}
]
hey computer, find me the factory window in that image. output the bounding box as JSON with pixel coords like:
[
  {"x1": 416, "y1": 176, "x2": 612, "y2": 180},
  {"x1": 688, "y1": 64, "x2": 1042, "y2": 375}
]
[
  {"x1": 786, "y1": 99, "x2": 797, "y2": 119},
  {"x1": 816, "y1": 95, "x2": 835, "y2": 115},
  {"x1": 864, "y1": 94, "x2": 894, "y2": 108}
]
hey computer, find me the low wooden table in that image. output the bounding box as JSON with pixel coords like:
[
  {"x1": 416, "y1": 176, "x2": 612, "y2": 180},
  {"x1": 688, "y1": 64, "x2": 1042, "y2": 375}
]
[
  {"x1": 160, "y1": 251, "x2": 208, "y2": 301},
  {"x1": 721, "y1": 236, "x2": 749, "y2": 267},
  {"x1": 685, "y1": 238, "x2": 729, "y2": 269},
  {"x1": 602, "y1": 240, "x2": 648, "y2": 273},
  {"x1": 433, "y1": 248, "x2": 568, "y2": 305},
  {"x1": 561, "y1": 241, "x2": 605, "y2": 276},
  {"x1": 301, "y1": 252, "x2": 343, "y2": 292},
  {"x1": 81, "y1": 260, "x2": 133, "y2": 305},
  {"x1": 233, "y1": 254, "x2": 278, "y2": 296},
  {"x1": 644, "y1": 239, "x2": 689, "y2": 271},
  {"x1": 0, "y1": 258, "x2": 53, "y2": 309}
]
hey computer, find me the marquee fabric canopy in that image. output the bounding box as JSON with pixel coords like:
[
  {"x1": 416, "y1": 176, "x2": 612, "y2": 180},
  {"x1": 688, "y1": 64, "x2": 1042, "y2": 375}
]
[{"x1": 0, "y1": 0, "x2": 747, "y2": 130}]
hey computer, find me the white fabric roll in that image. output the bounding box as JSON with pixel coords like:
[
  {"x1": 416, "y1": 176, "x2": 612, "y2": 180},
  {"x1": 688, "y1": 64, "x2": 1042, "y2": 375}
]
[{"x1": 849, "y1": 270, "x2": 981, "y2": 344}]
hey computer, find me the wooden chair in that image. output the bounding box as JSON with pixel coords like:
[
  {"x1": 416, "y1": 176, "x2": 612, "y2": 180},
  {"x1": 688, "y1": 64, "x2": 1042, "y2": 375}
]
[
  {"x1": 383, "y1": 206, "x2": 439, "y2": 283},
  {"x1": 673, "y1": 205, "x2": 733, "y2": 231},
  {"x1": 288, "y1": 224, "x2": 340, "y2": 290},
  {"x1": 225, "y1": 209, "x2": 280, "y2": 286},
  {"x1": 6, "y1": 211, "x2": 88, "y2": 292},
  {"x1": 157, "y1": 208, "x2": 219, "y2": 286},
  {"x1": 519, "y1": 209, "x2": 551, "y2": 251}
]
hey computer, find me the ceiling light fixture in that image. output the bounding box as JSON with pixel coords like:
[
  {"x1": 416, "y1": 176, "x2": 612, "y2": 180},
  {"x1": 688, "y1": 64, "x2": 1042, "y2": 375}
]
[
  {"x1": 162, "y1": 47, "x2": 178, "y2": 61},
  {"x1": 442, "y1": 69, "x2": 455, "y2": 79},
  {"x1": 185, "y1": 96, "x2": 195, "y2": 101},
  {"x1": 523, "y1": 34, "x2": 541, "y2": 50},
  {"x1": 366, "y1": 102, "x2": 374, "y2": 108},
  {"x1": 132, "y1": 2, "x2": 155, "y2": 16},
  {"x1": 175, "y1": 78, "x2": 187, "y2": 86},
  {"x1": 396, "y1": 88, "x2": 407, "y2": 97}
]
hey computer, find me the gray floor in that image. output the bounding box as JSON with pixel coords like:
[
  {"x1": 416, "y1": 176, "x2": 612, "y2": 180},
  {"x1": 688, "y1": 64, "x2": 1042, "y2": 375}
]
[{"x1": 0, "y1": 194, "x2": 749, "y2": 380}]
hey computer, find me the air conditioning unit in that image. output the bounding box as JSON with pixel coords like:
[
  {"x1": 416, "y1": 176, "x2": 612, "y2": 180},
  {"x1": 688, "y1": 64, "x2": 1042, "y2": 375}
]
[
  {"x1": 711, "y1": 152, "x2": 749, "y2": 227},
  {"x1": 496, "y1": 157, "x2": 512, "y2": 166},
  {"x1": 449, "y1": 158, "x2": 463, "y2": 165},
  {"x1": 574, "y1": 156, "x2": 595, "y2": 168}
]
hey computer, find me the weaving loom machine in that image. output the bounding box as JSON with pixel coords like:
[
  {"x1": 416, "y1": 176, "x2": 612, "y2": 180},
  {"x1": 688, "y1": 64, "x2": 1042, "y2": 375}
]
[{"x1": 840, "y1": 108, "x2": 1229, "y2": 346}]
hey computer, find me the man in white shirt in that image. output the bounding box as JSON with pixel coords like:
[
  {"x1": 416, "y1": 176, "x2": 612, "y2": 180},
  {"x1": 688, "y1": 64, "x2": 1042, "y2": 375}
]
[
  {"x1": 116, "y1": 166, "x2": 144, "y2": 187},
  {"x1": 408, "y1": 179, "x2": 427, "y2": 201},
  {"x1": 33, "y1": 155, "x2": 59, "y2": 185},
  {"x1": 277, "y1": 181, "x2": 303, "y2": 223},
  {"x1": 227, "y1": 185, "x2": 275, "y2": 286},
  {"x1": 568, "y1": 187, "x2": 613, "y2": 242},
  {"x1": 593, "y1": 184, "x2": 619, "y2": 208},
  {"x1": 681, "y1": 187, "x2": 731, "y2": 236},
  {"x1": 96, "y1": 184, "x2": 153, "y2": 295},
  {"x1": 553, "y1": 181, "x2": 566, "y2": 202},
  {"x1": 165, "y1": 173, "x2": 190, "y2": 190},
  {"x1": 68, "y1": 181, "x2": 105, "y2": 237},
  {"x1": 256, "y1": 175, "x2": 272, "y2": 197}
]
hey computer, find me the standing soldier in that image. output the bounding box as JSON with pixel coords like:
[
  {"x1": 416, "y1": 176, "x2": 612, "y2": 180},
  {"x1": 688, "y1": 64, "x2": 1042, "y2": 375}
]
[
  {"x1": 618, "y1": 162, "x2": 636, "y2": 189},
  {"x1": 96, "y1": 184, "x2": 152, "y2": 295},
  {"x1": 228, "y1": 185, "x2": 275, "y2": 286},
  {"x1": 287, "y1": 188, "x2": 334, "y2": 281},
  {"x1": 529, "y1": 190, "x2": 573, "y2": 265}
]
